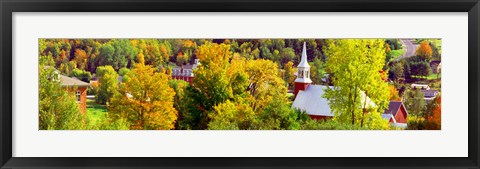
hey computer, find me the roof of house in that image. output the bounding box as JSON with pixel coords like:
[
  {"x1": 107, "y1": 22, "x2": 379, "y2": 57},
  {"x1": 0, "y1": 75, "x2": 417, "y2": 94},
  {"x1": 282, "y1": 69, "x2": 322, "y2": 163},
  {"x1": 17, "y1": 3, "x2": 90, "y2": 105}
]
[
  {"x1": 173, "y1": 62, "x2": 199, "y2": 71},
  {"x1": 60, "y1": 75, "x2": 90, "y2": 87},
  {"x1": 172, "y1": 62, "x2": 199, "y2": 77},
  {"x1": 411, "y1": 83, "x2": 429, "y2": 87},
  {"x1": 381, "y1": 113, "x2": 396, "y2": 123},
  {"x1": 384, "y1": 101, "x2": 408, "y2": 117},
  {"x1": 421, "y1": 90, "x2": 439, "y2": 98},
  {"x1": 391, "y1": 123, "x2": 407, "y2": 128},
  {"x1": 430, "y1": 60, "x2": 441, "y2": 65},
  {"x1": 292, "y1": 85, "x2": 333, "y2": 117}
]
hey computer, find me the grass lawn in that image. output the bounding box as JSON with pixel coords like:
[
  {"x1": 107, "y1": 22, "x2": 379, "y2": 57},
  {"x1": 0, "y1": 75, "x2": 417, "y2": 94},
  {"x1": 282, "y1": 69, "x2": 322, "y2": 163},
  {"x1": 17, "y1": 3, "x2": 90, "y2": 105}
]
[
  {"x1": 389, "y1": 49, "x2": 405, "y2": 61},
  {"x1": 412, "y1": 73, "x2": 441, "y2": 80},
  {"x1": 86, "y1": 99, "x2": 108, "y2": 128}
]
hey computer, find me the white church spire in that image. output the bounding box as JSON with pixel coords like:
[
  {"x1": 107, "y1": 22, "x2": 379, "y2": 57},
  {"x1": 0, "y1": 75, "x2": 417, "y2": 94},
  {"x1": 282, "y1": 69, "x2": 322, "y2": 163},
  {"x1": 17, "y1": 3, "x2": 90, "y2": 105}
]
[
  {"x1": 298, "y1": 42, "x2": 310, "y2": 68},
  {"x1": 295, "y1": 42, "x2": 312, "y2": 83}
]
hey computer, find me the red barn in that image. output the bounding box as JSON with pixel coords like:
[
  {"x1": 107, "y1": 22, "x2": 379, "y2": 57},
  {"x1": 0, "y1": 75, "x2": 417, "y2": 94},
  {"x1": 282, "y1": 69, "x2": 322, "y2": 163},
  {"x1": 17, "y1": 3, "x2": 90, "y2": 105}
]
[{"x1": 382, "y1": 101, "x2": 408, "y2": 125}]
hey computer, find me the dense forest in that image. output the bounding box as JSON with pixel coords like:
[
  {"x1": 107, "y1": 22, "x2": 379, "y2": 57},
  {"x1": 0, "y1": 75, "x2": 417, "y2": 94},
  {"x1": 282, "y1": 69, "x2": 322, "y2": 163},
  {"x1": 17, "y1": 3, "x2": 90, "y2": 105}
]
[{"x1": 38, "y1": 38, "x2": 441, "y2": 130}]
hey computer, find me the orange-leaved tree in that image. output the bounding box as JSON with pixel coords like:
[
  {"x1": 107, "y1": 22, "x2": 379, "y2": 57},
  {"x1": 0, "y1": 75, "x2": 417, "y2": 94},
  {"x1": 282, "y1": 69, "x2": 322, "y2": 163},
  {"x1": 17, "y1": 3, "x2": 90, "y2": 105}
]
[
  {"x1": 74, "y1": 49, "x2": 88, "y2": 70},
  {"x1": 388, "y1": 85, "x2": 402, "y2": 101},
  {"x1": 428, "y1": 95, "x2": 441, "y2": 126},
  {"x1": 415, "y1": 40, "x2": 433, "y2": 61}
]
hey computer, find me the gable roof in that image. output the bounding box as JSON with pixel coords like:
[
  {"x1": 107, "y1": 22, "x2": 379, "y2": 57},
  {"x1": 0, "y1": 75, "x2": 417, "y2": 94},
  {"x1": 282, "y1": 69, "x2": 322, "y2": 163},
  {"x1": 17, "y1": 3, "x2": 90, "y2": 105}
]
[
  {"x1": 60, "y1": 75, "x2": 90, "y2": 87},
  {"x1": 384, "y1": 101, "x2": 407, "y2": 116},
  {"x1": 381, "y1": 113, "x2": 396, "y2": 123},
  {"x1": 292, "y1": 85, "x2": 377, "y2": 117},
  {"x1": 421, "y1": 90, "x2": 438, "y2": 98},
  {"x1": 292, "y1": 85, "x2": 333, "y2": 117},
  {"x1": 430, "y1": 60, "x2": 441, "y2": 65}
]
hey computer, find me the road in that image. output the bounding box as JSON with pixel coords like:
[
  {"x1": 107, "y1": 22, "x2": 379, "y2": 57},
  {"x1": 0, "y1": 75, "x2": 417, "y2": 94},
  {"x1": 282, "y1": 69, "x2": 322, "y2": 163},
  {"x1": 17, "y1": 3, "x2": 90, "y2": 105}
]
[{"x1": 395, "y1": 39, "x2": 417, "y2": 61}]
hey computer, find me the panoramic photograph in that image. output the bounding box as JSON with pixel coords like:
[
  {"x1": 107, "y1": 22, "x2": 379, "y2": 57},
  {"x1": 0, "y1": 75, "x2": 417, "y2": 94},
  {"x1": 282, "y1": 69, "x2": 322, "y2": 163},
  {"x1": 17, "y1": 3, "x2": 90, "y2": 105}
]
[{"x1": 38, "y1": 38, "x2": 441, "y2": 130}]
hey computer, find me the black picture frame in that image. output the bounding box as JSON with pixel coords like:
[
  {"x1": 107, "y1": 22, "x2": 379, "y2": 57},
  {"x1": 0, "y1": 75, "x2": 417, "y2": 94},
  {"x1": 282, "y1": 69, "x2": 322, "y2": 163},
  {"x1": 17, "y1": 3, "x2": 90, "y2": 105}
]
[{"x1": 1, "y1": 0, "x2": 479, "y2": 168}]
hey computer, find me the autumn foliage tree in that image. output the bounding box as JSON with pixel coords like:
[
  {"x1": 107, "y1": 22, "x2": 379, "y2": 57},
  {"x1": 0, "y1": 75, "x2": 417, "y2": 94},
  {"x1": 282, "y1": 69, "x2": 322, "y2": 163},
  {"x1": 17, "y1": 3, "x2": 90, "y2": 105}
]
[
  {"x1": 189, "y1": 42, "x2": 296, "y2": 130},
  {"x1": 415, "y1": 40, "x2": 433, "y2": 61},
  {"x1": 427, "y1": 95, "x2": 441, "y2": 126},
  {"x1": 283, "y1": 61, "x2": 297, "y2": 88},
  {"x1": 74, "y1": 49, "x2": 88, "y2": 70},
  {"x1": 208, "y1": 99, "x2": 256, "y2": 130},
  {"x1": 191, "y1": 42, "x2": 234, "y2": 111},
  {"x1": 388, "y1": 85, "x2": 401, "y2": 101},
  {"x1": 109, "y1": 63, "x2": 177, "y2": 130},
  {"x1": 244, "y1": 59, "x2": 287, "y2": 113}
]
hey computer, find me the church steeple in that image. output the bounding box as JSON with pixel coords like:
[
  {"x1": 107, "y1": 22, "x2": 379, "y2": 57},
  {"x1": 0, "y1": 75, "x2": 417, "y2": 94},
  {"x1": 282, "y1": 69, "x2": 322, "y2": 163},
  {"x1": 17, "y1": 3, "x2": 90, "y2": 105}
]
[
  {"x1": 294, "y1": 42, "x2": 312, "y2": 97},
  {"x1": 295, "y1": 42, "x2": 312, "y2": 83}
]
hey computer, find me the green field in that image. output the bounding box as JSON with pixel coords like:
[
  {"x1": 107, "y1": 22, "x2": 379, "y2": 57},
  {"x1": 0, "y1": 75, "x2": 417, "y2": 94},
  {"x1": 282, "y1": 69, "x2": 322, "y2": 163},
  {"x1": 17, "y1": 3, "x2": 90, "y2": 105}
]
[
  {"x1": 389, "y1": 49, "x2": 405, "y2": 61},
  {"x1": 412, "y1": 73, "x2": 441, "y2": 80},
  {"x1": 86, "y1": 100, "x2": 108, "y2": 128}
]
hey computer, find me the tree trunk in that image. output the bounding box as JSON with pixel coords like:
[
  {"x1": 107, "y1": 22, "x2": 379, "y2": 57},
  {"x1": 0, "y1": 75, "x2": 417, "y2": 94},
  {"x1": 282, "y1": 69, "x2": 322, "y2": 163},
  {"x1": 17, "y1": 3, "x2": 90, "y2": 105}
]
[
  {"x1": 351, "y1": 86, "x2": 358, "y2": 125},
  {"x1": 361, "y1": 91, "x2": 368, "y2": 128},
  {"x1": 361, "y1": 108, "x2": 366, "y2": 127}
]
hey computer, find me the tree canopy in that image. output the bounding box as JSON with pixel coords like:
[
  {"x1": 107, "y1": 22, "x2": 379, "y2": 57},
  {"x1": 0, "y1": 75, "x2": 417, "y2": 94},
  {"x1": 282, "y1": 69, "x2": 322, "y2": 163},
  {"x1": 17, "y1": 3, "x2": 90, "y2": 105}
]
[
  {"x1": 323, "y1": 39, "x2": 390, "y2": 128},
  {"x1": 109, "y1": 63, "x2": 177, "y2": 130}
]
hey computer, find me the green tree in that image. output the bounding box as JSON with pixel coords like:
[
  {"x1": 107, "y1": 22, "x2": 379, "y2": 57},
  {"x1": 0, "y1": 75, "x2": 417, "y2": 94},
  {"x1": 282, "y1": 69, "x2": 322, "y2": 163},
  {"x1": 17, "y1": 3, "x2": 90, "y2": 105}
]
[
  {"x1": 71, "y1": 68, "x2": 92, "y2": 82},
  {"x1": 239, "y1": 42, "x2": 254, "y2": 60},
  {"x1": 323, "y1": 39, "x2": 390, "y2": 127},
  {"x1": 409, "y1": 61, "x2": 432, "y2": 77},
  {"x1": 39, "y1": 66, "x2": 84, "y2": 130},
  {"x1": 388, "y1": 61, "x2": 404, "y2": 82},
  {"x1": 404, "y1": 88, "x2": 426, "y2": 117},
  {"x1": 430, "y1": 41, "x2": 441, "y2": 61},
  {"x1": 59, "y1": 60, "x2": 77, "y2": 76},
  {"x1": 118, "y1": 67, "x2": 131, "y2": 76},
  {"x1": 260, "y1": 46, "x2": 272, "y2": 60},
  {"x1": 98, "y1": 43, "x2": 115, "y2": 67},
  {"x1": 109, "y1": 63, "x2": 177, "y2": 130},
  {"x1": 191, "y1": 42, "x2": 233, "y2": 111},
  {"x1": 279, "y1": 47, "x2": 296, "y2": 65},
  {"x1": 168, "y1": 80, "x2": 202, "y2": 130},
  {"x1": 310, "y1": 57, "x2": 324, "y2": 84},
  {"x1": 111, "y1": 39, "x2": 137, "y2": 69},
  {"x1": 207, "y1": 99, "x2": 255, "y2": 130},
  {"x1": 255, "y1": 96, "x2": 300, "y2": 130},
  {"x1": 39, "y1": 39, "x2": 48, "y2": 55},
  {"x1": 39, "y1": 55, "x2": 55, "y2": 67},
  {"x1": 95, "y1": 66, "x2": 118, "y2": 104}
]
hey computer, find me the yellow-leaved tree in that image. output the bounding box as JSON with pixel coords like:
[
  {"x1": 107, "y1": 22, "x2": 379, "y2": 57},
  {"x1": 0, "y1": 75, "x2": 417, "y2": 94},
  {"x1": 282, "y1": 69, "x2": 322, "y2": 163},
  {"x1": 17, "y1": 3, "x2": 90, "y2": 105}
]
[
  {"x1": 323, "y1": 39, "x2": 390, "y2": 129},
  {"x1": 109, "y1": 63, "x2": 177, "y2": 130}
]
